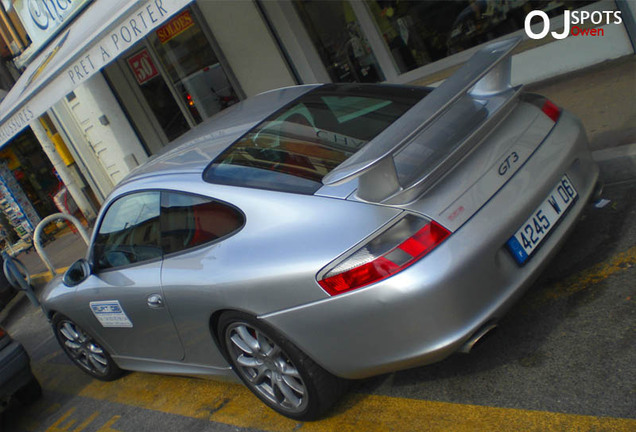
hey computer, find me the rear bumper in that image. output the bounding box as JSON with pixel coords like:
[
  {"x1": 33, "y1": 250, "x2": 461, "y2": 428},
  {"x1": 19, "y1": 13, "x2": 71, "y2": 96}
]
[{"x1": 262, "y1": 111, "x2": 599, "y2": 379}]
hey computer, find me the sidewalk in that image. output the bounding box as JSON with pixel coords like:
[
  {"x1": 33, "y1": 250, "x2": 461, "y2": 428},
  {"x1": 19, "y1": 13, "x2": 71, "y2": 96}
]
[
  {"x1": 528, "y1": 54, "x2": 636, "y2": 185},
  {"x1": 5, "y1": 226, "x2": 89, "y2": 296},
  {"x1": 0, "y1": 227, "x2": 88, "y2": 325},
  {"x1": 528, "y1": 54, "x2": 636, "y2": 152},
  {"x1": 15, "y1": 227, "x2": 88, "y2": 278}
]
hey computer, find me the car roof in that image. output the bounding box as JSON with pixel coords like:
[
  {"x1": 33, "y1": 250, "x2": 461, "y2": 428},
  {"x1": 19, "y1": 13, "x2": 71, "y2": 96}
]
[{"x1": 119, "y1": 85, "x2": 320, "y2": 186}]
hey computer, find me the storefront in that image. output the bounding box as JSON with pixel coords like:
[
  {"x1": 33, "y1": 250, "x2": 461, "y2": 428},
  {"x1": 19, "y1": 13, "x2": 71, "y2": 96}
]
[
  {"x1": 0, "y1": 129, "x2": 59, "y2": 218},
  {"x1": 0, "y1": 0, "x2": 632, "y2": 250},
  {"x1": 103, "y1": 5, "x2": 241, "y2": 152},
  {"x1": 0, "y1": 0, "x2": 204, "y2": 248},
  {"x1": 262, "y1": 0, "x2": 634, "y2": 86},
  {"x1": 0, "y1": 0, "x2": 292, "y2": 224}
]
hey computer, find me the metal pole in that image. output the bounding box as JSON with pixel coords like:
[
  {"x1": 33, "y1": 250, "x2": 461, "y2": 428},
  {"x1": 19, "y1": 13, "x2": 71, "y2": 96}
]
[
  {"x1": 1, "y1": 251, "x2": 38, "y2": 307},
  {"x1": 34, "y1": 213, "x2": 90, "y2": 278}
]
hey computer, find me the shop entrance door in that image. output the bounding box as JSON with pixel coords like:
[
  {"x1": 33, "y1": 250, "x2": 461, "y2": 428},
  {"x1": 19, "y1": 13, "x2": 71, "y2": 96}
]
[
  {"x1": 105, "y1": 6, "x2": 241, "y2": 153},
  {"x1": 123, "y1": 45, "x2": 192, "y2": 143}
]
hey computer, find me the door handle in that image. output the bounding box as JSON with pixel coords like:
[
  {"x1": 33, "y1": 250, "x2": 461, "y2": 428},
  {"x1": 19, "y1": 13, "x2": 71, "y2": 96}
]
[{"x1": 147, "y1": 293, "x2": 164, "y2": 309}]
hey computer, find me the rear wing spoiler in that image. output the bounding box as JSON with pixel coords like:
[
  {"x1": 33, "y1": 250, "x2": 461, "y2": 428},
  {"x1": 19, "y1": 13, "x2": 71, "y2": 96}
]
[{"x1": 322, "y1": 37, "x2": 522, "y2": 201}]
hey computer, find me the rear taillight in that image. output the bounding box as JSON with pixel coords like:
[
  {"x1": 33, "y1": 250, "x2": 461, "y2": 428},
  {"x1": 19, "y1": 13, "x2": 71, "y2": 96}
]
[
  {"x1": 0, "y1": 327, "x2": 6, "y2": 338},
  {"x1": 318, "y1": 215, "x2": 450, "y2": 296},
  {"x1": 523, "y1": 94, "x2": 562, "y2": 123},
  {"x1": 541, "y1": 99, "x2": 561, "y2": 122}
]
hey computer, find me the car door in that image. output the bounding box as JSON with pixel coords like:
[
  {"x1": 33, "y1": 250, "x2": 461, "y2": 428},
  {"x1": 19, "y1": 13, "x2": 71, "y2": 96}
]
[
  {"x1": 159, "y1": 191, "x2": 245, "y2": 367},
  {"x1": 74, "y1": 191, "x2": 185, "y2": 362}
]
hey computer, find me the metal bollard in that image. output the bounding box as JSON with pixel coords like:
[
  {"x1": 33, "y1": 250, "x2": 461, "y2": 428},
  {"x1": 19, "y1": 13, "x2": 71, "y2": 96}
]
[
  {"x1": 34, "y1": 213, "x2": 90, "y2": 278},
  {"x1": 2, "y1": 251, "x2": 39, "y2": 307}
]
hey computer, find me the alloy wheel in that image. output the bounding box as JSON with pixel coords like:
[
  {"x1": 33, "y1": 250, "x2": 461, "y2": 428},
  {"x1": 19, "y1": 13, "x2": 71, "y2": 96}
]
[
  {"x1": 226, "y1": 322, "x2": 308, "y2": 414},
  {"x1": 58, "y1": 320, "x2": 109, "y2": 376}
]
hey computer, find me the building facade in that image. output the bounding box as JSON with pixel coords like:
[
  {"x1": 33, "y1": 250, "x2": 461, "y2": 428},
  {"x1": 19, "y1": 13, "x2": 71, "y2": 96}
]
[{"x1": 0, "y1": 0, "x2": 633, "y2": 240}]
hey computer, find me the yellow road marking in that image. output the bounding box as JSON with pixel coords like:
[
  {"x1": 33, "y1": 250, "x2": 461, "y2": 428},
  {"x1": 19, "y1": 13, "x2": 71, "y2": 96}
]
[
  {"x1": 31, "y1": 267, "x2": 69, "y2": 285},
  {"x1": 541, "y1": 245, "x2": 636, "y2": 302},
  {"x1": 96, "y1": 416, "x2": 122, "y2": 432},
  {"x1": 71, "y1": 411, "x2": 99, "y2": 432},
  {"x1": 43, "y1": 407, "x2": 120, "y2": 432},
  {"x1": 44, "y1": 407, "x2": 99, "y2": 432},
  {"x1": 32, "y1": 362, "x2": 635, "y2": 432},
  {"x1": 45, "y1": 407, "x2": 75, "y2": 432}
]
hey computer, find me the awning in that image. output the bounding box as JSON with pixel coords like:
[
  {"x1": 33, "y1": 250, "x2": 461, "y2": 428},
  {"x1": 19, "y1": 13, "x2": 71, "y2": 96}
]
[{"x1": 0, "y1": 0, "x2": 193, "y2": 147}]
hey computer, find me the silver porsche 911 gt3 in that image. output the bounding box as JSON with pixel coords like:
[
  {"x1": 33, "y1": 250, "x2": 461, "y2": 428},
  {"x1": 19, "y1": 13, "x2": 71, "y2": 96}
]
[{"x1": 41, "y1": 38, "x2": 599, "y2": 420}]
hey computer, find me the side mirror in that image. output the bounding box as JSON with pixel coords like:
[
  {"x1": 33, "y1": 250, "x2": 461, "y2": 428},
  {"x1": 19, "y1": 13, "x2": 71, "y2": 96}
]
[{"x1": 63, "y1": 259, "x2": 92, "y2": 287}]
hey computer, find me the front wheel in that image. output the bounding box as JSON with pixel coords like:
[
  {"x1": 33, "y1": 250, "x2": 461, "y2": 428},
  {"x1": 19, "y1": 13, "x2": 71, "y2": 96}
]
[
  {"x1": 219, "y1": 311, "x2": 347, "y2": 420},
  {"x1": 52, "y1": 314, "x2": 123, "y2": 381}
]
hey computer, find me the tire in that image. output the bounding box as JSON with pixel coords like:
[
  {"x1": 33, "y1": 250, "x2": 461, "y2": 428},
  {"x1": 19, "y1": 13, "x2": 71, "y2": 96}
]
[
  {"x1": 218, "y1": 311, "x2": 347, "y2": 420},
  {"x1": 52, "y1": 313, "x2": 123, "y2": 381},
  {"x1": 15, "y1": 375, "x2": 41, "y2": 404}
]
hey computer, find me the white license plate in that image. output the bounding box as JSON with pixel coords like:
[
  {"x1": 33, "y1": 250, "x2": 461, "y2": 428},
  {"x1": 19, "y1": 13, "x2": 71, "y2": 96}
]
[{"x1": 507, "y1": 175, "x2": 577, "y2": 265}]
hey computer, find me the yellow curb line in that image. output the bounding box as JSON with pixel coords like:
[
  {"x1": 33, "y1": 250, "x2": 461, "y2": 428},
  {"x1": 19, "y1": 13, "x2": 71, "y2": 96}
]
[
  {"x1": 31, "y1": 362, "x2": 636, "y2": 432},
  {"x1": 31, "y1": 267, "x2": 69, "y2": 285}
]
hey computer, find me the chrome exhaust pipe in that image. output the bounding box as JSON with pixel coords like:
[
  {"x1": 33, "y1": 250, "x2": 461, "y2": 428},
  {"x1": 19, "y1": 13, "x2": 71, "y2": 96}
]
[
  {"x1": 591, "y1": 180, "x2": 604, "y2": 202},
  {"x1": 459, "y1": 322, "x2": 498, "y2": 354}
]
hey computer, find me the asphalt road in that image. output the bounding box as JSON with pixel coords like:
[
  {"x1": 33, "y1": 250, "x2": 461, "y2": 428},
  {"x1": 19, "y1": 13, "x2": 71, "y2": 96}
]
[{"x1": 1, "y1": 179, "x2": 634, "y2": 432}]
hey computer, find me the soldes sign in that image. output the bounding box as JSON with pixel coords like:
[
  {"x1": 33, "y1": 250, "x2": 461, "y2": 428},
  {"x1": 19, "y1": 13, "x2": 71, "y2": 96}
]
[{"x1": 525, "y1": 10, "x2": 622, "y2": 40}]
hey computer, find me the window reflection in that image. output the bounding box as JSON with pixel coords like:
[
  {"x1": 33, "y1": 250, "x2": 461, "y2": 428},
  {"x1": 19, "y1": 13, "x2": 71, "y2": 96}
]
[
  {"x1": 207, "y1": 84, "x2": 429, "y2": 193},
  {"x1": 294, "y1": 0, "x2": 384, "y2": 83},
  {"x1": 94, "y1": 192, "x2": 162, "y2": 270},
  {"x1": 366, "y1": 1, "x2": 597, "y2": 73},
  {"x1": 161, "y1": 192, "x2": 244, "y2": 254},
  {"x1": 151, "y1": 8, "x2": 239, "y2": 122}
]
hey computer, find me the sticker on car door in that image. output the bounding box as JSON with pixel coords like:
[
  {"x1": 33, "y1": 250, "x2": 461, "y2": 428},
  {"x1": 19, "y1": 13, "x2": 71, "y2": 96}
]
[{"x1": 90, "y1": 300, "x2": 133, "y2": 328}]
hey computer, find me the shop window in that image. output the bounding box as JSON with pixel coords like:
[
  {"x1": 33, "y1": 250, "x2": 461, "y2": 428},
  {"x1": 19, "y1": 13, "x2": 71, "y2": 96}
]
[
  {"x1": 120, "y1": 7, "x2": 241, "y2": 144},
  {"x1": 366, "y1": 1, "x2": 597, "y2": 73},
  {"x1": 0, "y1": 4, "x2": 30, "y2": 57},
  {"x1": 151, "y1": 8, "x2": 239, "y2": 123},
  {"x1": 160, "y1": 192, "x2": 244, "y2": 255},
  {"x1": 126, "y1": 49, "x2": 192, "y2": 142},
  {"x1": 294, "y1": 0, "x2": 384, "y2": 83}
]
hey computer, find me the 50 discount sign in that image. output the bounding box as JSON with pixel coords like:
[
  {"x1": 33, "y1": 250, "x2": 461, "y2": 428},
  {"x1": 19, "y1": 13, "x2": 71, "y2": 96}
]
[{"x1": 127, "y1": 49, "x2": 159, "y2": 85}]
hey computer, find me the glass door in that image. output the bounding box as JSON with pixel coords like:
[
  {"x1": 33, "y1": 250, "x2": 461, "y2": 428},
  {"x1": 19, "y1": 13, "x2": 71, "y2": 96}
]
[
  {"x1": 116, "y1": 6, "x2": 241, "y2": 146},
  {"x1": 150, "y1": 8, "x2": 240, "y2": 122},
  {"x1": 126, "y1": 46, "x2": 192, "y2": 141}
]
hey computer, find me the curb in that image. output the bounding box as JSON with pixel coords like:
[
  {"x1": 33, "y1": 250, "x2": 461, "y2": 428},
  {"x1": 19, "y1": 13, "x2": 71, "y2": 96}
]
[
  {"x1": 31, "y1": 268, "x2": 66, "y2": 286},
  {"x1": 592, "y1": 143, "x2": 636, "y2": 184}
]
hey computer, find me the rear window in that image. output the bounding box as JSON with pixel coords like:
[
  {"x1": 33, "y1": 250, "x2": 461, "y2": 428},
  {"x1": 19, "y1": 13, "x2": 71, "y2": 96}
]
[{"x1": 204, "y1": 84, "x2": 429, "y2": 193}]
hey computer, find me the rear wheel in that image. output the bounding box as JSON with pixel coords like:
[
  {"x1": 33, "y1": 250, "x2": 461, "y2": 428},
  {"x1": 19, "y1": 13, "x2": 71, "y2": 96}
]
[
  {"x1": 218, "y1": 311, "x2": 347, "y2": 420},
  {"x1": 52, "y1": 314, "x2": 123, "y2": 381}
]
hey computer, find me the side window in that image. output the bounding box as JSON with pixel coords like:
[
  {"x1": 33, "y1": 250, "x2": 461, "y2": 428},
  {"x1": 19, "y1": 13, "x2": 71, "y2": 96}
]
[
  {"x1": 93, "y1": 192, "x2": 162, "y2": 270},
  {"x1": 161, "y1": 192, "x2": 244, "y2": 255}
]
